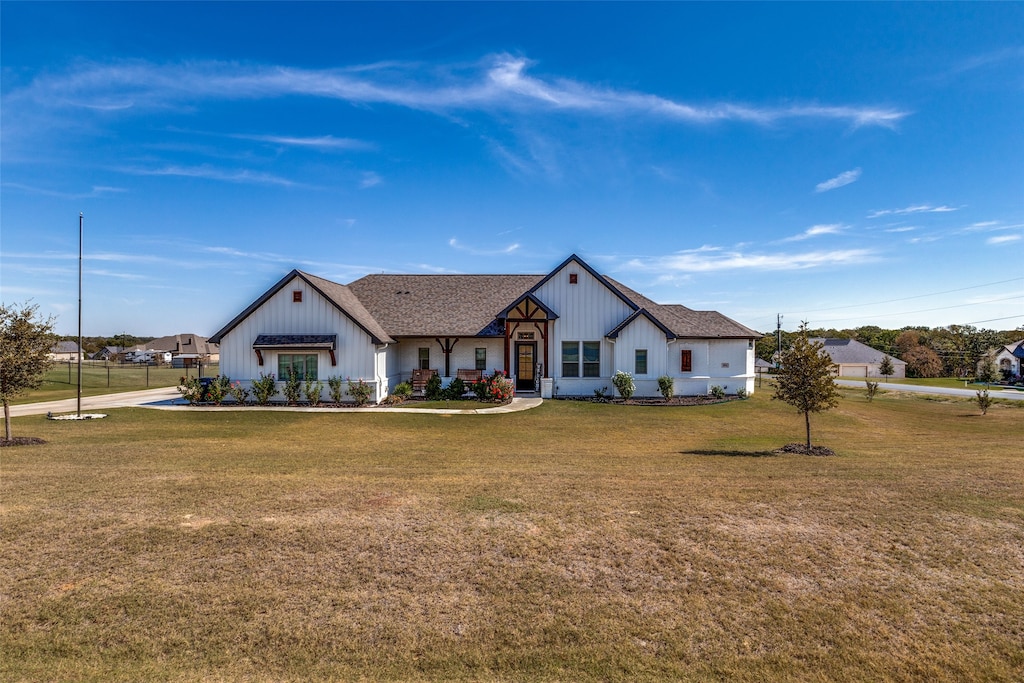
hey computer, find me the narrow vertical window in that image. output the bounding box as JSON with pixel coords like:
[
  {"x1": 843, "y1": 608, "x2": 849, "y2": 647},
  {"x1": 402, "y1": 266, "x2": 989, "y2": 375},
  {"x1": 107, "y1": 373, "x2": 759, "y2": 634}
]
[
  {"x1": 475, "y1": 348, "x2": 487, "y2": 371},
  {"x1": 582, "y1": 342, "x2": 600, "y2": 377},
  {"x1": 418, "y1": 347, "x2": 430, "y2": 370},
  {"x1": 681, "y1": 349, "x2": 692, "y2": 372},
  {"x1": 292, "y1": 290, "x2": 302, "y2": 302},
  {"x1": 561, "y1": 341, "x2": 579, "y2": 377},
  {"x1": 635, "y1": 349, "x2": 648, "y2": 375}
]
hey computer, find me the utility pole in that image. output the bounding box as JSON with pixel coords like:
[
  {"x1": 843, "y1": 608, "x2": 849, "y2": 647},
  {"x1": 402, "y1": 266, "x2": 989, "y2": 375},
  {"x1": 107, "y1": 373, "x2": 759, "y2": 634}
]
[
  {"x1": 77, "y1": 213, "x2": 83, "y2": 418},
  {"x1": 776, "y1": 314, "x2": 783, "y2": 369}
]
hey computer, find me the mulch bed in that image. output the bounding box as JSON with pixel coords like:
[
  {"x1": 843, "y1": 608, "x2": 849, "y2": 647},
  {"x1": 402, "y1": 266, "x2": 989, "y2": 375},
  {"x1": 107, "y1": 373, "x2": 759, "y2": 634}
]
[
  {"x1": 0, "y1": 437, "x2": 47, "y2": 448},
  {"x1": 774, "y1": 443, "x2": 837, "y2": 457}
]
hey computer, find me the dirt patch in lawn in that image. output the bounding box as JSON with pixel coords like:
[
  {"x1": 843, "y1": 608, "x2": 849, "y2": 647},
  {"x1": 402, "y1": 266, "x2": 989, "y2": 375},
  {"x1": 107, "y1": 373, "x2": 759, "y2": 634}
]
[{"x1": 0, "y1": 437, "x2": 47, "y2": 447}]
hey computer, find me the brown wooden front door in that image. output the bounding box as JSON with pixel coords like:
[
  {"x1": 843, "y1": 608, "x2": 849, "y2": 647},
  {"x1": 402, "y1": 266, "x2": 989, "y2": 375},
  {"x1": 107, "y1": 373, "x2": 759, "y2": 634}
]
[{"x1": 516, "y1": 342, "x2": 536, "y2": 391}]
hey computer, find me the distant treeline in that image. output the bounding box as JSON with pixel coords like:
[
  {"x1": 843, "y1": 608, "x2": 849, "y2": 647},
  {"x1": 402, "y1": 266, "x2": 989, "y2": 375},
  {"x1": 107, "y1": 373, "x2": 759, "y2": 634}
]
[{"x1": 756, "y1": 325, "x2": 1021, "y2": 378}]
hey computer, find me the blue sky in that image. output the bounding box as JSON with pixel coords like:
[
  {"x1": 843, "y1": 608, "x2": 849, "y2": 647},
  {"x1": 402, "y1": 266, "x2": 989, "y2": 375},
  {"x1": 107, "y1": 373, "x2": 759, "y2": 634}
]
[{"x1": 2, "y1": 2, "x2": 1022, "y2": 337}]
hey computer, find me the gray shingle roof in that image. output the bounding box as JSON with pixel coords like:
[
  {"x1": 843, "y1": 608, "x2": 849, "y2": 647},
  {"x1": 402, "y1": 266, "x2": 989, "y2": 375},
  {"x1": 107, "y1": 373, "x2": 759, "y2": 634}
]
[
  {"x1": 810, "y1": 338, "x2": 906, "y2": 366},
  {"x1": 212, "y1": 259, "x2": 760, "y2": 344},
  {"x1": 604, "y1": 277, "x2": 760, "y2": 338},
  {"x1": 346, "y1": 274, "x2": 543, "y2": 337},
  {"x1": 51, "y1": 341, "x2": 81, "y2": 353}
]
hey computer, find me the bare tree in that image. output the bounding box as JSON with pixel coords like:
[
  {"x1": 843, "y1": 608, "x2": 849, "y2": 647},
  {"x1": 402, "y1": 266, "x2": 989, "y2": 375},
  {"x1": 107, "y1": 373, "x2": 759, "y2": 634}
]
[{"x1": 1, "y1": 302, "x2": 57, "y2": 440}]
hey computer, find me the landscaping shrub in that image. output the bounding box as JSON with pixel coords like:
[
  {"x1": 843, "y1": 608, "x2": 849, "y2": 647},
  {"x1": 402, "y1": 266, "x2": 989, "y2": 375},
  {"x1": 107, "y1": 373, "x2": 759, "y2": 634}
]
[
  {"x1": 347, "y1": 378, "x2": 374, "y2": 406},
  {"x1": 611, "y1": 371, "x2": 635, "y2": 400},
  {"x1": 657, "y1": 375, "x2": 674, "y2": 400},
  {"x1": 444, "y1": 377, "x2": 467, "y2": 400},
  {"x1": 177, "y1": 376, "x2": 206, "y2": 405},
  {"x1": 736, "y1": 386, "x2": 748, "y2": 399},
  {"x1": 709, "y1": 385, "x2": 726, "y2": 400},
  {"x1": 282, "y1": 371, "x2": 302, "y2": 404},
  {"x1": 470, "y1": 371, "x2": 514, "y2": 403},
  {"x1": 251, "y1": 373, "x2": 277, "y2": 405},
  {"x1": 976, "y1": 388, "x2": 993, "y2": 415},
  {"x1": 865, "y1": 381, "x2": 879, "y2": 402},
  {"x1": 228, "y1": 381, "x2": 250, "y2": 405},
  {"x1": 392, "y1": 381, "x2": 413, "y2": 400},
  {"x1": 206, "y1": 375, "x2": 231, "y2": 405},
  {"x1": 304, "y1": 379, "x2": 324, "y2": 406},
  {"x1": 593, "y1": 387, "x2": 611, "y2": 402},
  {"x1": 425, "y1": 373, "x2": 443, "y2": 400},
  {"x1": 327, "y1": 376, "x2": 344, "y2": 404}
]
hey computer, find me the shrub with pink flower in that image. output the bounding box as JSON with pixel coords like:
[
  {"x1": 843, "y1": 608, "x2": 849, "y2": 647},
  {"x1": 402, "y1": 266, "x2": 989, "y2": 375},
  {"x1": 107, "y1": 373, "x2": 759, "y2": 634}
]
[{"x1": 471, "y1": 370, "x2": 515, "y2": 404}]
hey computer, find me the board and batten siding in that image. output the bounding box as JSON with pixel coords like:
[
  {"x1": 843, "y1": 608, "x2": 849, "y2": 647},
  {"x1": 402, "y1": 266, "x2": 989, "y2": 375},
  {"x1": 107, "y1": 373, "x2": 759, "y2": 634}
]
[
  {"x1": 534, "y1": 260, "x2": 634, "y2": 395},
  {"x1": 219, "y1": 276, "x2": 378, "y2": 385}
]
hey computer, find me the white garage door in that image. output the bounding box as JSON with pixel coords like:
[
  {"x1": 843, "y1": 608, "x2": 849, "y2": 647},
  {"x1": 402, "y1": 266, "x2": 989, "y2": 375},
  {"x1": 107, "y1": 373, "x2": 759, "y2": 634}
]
[{"x1": 842, "y1": 365, "x2": 868, "y2": 377}]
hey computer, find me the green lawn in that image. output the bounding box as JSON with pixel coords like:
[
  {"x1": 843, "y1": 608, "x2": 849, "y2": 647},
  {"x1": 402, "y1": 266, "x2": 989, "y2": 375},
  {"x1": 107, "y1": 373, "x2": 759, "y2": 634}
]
[
  {"x1": 2, "y1": 389, "x2": 1022, "y2": 681},
  {"x1": 12, "y1": 362, "x2": 219, "y2": 404}
]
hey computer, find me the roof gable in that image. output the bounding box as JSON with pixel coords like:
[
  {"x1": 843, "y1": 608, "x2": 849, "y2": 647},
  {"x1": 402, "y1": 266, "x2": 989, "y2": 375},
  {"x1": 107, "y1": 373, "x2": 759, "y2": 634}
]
[
  {"x1": 210, "y1": 270, "x2": 393, "y2": 345},
  {"x1": 606, "y1": 308, "x2": 676, "y2": 340},
  {"x1": 529, "y1": 254, "x2": 638, "y2": 312}
]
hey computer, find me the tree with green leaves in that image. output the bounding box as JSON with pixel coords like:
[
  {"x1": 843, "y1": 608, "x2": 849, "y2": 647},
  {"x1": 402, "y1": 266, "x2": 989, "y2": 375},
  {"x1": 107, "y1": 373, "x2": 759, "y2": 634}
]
[
  {"x1": 1, "y1": 302, "x2": 57, "y2": 440},
  {"x1": 976, "y1": 355, "x2": 999, "y2": 386},
  {"x1": 878, "y1": 355, "x2": 895, "y2": 383},
  {"x1": 772, "y1": 325, "x2": 840, "y2": 449}
]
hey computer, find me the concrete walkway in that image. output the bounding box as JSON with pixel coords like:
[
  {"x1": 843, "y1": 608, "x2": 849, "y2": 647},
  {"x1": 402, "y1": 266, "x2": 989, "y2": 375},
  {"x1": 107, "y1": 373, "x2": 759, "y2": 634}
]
[{"x1": 11, "y1": 387, "x2": 543, "y2": 417}]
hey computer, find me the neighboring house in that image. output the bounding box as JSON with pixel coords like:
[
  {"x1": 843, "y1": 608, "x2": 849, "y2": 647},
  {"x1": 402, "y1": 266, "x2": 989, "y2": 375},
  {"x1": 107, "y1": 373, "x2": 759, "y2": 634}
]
[
  {"x1": 91, "y1": 345, "x2": 125, "y2": 361},
  {"x1": 49, "y1": 341, "x2": 83, "y2": 362},
  {"x1": 984, "y1": 339, "x2": 1024, "y2": 380},
  {"x1": 127, "y1": 334, "x2": 220, "y2": 364},
  {"x1": 810, "y1": 338, "x2": 907, "y2": 379},
  {"x1": 211, "y1": 254, "x2": 761, "y2": 403}
]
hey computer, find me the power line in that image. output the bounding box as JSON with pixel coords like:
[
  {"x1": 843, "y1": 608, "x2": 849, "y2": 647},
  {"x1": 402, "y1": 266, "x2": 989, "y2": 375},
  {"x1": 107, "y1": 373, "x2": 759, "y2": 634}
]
[
  {"x1": 805, "y1": 295, "x2": 1024, "y2": 325},
  {"x1": 964, "y1": 314, "x2": 1024, "y2": 325},
  {"x1": 796, "y1": 276, "x2": 1024, "y2": 315}
]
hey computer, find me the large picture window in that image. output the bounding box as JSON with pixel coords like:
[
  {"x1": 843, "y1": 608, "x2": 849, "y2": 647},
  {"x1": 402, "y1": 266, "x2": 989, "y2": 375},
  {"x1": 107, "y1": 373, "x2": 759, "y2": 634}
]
[
  {"x1": 561, "y1": 341, "x2": 579, "y2": 377},
  {"x1": 582, "y1": 342, "x2": 601, "y2": 377},
  {"x1": 681, "y1": 349, "x2": 693, "y2": 373},
  {"x1": 278, "y1": 353, "x2": 318, "y2": 381}
]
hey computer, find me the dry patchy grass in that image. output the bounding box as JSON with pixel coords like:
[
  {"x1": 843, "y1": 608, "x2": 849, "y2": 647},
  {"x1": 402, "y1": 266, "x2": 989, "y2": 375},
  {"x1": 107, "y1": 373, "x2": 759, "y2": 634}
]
[{"x1": 1, "y1": 389, "x2": 1022, "y2": 681}]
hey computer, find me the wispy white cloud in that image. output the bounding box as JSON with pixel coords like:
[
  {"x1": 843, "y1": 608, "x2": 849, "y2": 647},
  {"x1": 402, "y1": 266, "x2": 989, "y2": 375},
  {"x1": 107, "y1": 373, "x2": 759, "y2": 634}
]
[
  {"x1": 1, "y1": 182, "x2": 128, "y2": 199},
  {"x1": 118, "y1": 164, "x2": 299, "y2": 187},
  {"x1": 867, "y1": 204, "x2": 958, "y2": 218},
  {"x1": 448, "y1": 238, "x2": 520, "y2": 256},
  {"x1": 783, "y1": 224, "x2": 846, "y2": 242},
  {"x1": 623, "y1": 245, "x2": 877, "y2": 274},
  {"x1": 6, "y1": 54, "x2": 910, "y2": 130},
  {"x1": 359, "y1": 171, "x2": 382, "y2": 188},
  {"x1": 815, "y1": 168, "x2": 861, "y2": 193},
  {"x1": 884, "y1": 226, "x2": 916, "y2": 233},
  {"x1": 987, "y1": 234, "x2": 1021, "y2": 245},
  {"x1": 228, "y1": 133, "x2": 374, "y2": 151}
]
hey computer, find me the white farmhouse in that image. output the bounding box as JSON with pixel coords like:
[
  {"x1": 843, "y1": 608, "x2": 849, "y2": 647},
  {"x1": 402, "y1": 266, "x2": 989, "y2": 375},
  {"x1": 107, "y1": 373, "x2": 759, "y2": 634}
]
[{"x1": 210, "y1": 254, "x2": 760, "y2": 403}]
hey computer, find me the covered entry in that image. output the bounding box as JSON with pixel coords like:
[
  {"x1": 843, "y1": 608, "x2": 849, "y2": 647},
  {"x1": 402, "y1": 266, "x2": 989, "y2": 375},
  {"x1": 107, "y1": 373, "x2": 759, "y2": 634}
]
[{"x1": 516, "y1": 342, "x2": 536, "y2": 391}]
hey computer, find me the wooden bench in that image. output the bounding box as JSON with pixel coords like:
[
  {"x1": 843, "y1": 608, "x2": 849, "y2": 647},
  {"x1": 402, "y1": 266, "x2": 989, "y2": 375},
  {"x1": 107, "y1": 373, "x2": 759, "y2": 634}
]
[
  {"x1": 456, "y1": 369, "x2": 483, "y2": 383},
  {"x1": 411, "y1": 368, "x2": 437, "y2": 394}
]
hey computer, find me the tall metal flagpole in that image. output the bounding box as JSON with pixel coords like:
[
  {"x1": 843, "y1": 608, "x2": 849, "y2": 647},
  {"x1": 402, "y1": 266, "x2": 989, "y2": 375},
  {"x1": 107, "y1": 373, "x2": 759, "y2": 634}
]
[{"x1": 78, "y1": 213, "x2": 83, "y2": 417}]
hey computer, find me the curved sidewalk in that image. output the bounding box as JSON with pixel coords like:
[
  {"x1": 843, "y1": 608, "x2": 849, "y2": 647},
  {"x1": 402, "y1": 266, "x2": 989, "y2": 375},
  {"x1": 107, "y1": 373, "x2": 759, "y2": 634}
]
[{"x1": 11, "y1": 388, "x2": 543, "y2": 417}]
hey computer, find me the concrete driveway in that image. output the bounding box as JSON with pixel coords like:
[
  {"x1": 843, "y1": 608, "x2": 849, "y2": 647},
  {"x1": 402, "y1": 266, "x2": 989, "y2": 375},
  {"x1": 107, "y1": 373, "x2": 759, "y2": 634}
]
[
  {"x1": 834, "y1": 379, "x2": 1024, "y2": 401},
  {"x1": 9, "y1": 387, "x2": 183, "y2": 417}
]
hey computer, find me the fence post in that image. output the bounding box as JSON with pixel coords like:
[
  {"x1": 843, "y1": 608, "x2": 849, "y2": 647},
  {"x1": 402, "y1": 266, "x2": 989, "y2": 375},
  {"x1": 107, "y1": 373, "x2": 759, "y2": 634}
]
[
  {"x1": 146, "y1": 364, "x2": 149, "y2": 387},
  {"x1": 107, "y1": 365, "x2": 110, "y2": 387}
]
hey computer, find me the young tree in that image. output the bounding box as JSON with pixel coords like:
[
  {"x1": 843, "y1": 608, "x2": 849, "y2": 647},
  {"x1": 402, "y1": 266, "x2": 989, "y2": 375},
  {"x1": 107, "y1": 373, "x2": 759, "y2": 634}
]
[
  {"x1": 976, "y1": 355, "x2": 999, "y2": 386},
  {"x1": 1, "y1": 302, "x2": 57, "y2": 440},
  {"x1": 878, "y1": 355, "x2": 895, "y2": 383},
  {"x1": 772, "y1": 326, "x2": 840, "y2": 449}
]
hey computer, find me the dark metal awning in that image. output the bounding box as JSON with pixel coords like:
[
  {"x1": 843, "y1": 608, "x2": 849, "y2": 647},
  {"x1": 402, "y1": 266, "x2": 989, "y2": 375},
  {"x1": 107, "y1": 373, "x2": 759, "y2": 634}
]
[
  {"x1": 252, "y1": 334, "x2": 338, "y2": 366},
  {"x1": 253, "y1": 334, "x2": 337, "y2": 350}
]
